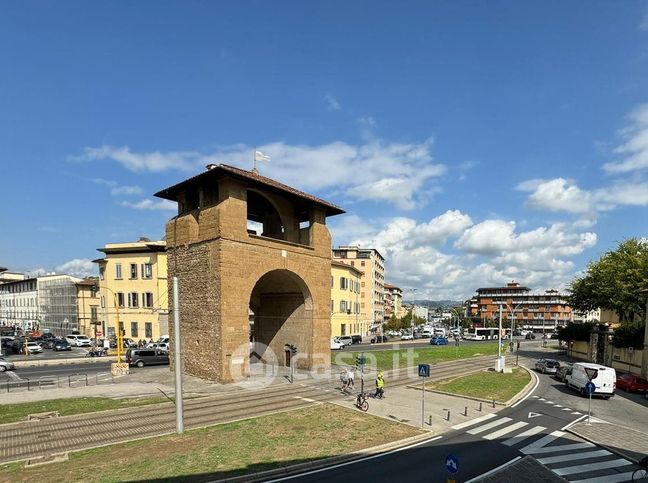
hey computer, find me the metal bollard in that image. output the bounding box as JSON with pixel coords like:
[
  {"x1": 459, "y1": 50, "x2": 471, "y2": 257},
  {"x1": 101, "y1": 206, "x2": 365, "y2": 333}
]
[
  {"x1": 428, "y1": 415, "x2": 432, "y2": 426},
  {"x1": 492, "y1": 399, "x2": 496, "y2": 408},
  {"x1": 478, "y1": 402, "x2": 482, "y2": 412},
  {"x1": 446, "y1": 410, "x2": 451, "y2": 421},
  {"x1": 464, "y1": 406, "x2": 468, "y2": 416}
]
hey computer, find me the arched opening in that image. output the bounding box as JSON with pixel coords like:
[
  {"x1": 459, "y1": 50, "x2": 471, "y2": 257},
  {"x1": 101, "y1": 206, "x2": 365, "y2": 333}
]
[
  {"x1": 249, "y1": 269, "x2": 313, "y2": 369},
  {"x1": 246, "y1": 190, "x2": 285, "y2": 241}
]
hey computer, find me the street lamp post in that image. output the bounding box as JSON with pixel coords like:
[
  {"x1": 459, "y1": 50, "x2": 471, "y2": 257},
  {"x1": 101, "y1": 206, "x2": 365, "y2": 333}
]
[{"x1": 95, "y1": 284, "x2": 128, "y2": 375}]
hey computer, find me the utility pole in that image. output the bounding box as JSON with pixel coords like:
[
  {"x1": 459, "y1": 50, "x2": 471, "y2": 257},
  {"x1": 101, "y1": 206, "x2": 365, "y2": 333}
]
[{"x1": 172, "y1": 276, "x2": 184, "y2": 434}]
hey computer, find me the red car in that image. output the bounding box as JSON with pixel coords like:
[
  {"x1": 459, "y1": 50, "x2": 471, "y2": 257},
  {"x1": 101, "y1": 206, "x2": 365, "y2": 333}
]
[{"x1": 616, "y1": 374, "x2": 648, "y2": 393}]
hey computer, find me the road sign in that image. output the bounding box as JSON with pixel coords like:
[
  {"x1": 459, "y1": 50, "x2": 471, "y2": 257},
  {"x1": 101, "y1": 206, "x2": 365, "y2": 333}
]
[
  {"x1": 445, "y1": 454, "x2": 459, "y2": 474},
  {"x1": 418, "y1": 364, "x2": 430, "y2": 378},
  {"x1": 584, "y1": 367, "x2": 598, "y2": 381},
  {"x1": 585, "y1": 381, "x2": 596, "y2": 395}
]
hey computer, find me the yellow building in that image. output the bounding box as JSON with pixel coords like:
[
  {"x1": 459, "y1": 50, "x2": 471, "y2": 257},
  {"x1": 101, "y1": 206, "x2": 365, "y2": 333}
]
[
  {"x1": 75, "y1": 277, "x2": 100, "y2": 338},
  {"x1": 93, "y1": 238, "x2": 168, "y2": 342},
  {"x1": 331, "y1": 261, "x2": 369, "y2": 337}
]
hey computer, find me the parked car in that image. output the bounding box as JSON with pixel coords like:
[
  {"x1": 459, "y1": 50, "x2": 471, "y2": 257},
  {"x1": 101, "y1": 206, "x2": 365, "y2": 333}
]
[
  {"x1": 337, "y1": 336, "x2": 353, "y2": 346},
  {"x1": 370, "y1": 335, "x2": 389, "y2": 343},
  {"x1": 430, "y1": 336, "x2": 449, "y2": 346},
  {"x1": 66, "y1": 334, "x2": 92, "y2": 347},
  {"x1": 535, "y1": 359, "x2": 560, "y2": 374},
  {"x1": 566, "y1": 362, "x2": 616, "y2": 399},
  {"x1": 25, "y1": 341, "x2": 43, "y2": 354},
  {"x1": 400, "y1": 333, "x2": 414, "y2": 341},
  {"x1": 525, "y1": 333, "x2": 536, "y2": 340},
  {"x1": 52, "y1": 339, "x2": 72, "y2": 351},
  {"x1": 331, "y1": 338, "x2": 344, "y2": 350},
  {"x1": 351, "y1": 335, "x2": 363, "y2": 345},
  {"x1": 615, "y1": 374, "x2": 648, "y2": 393},
  {"x1": 555, "y1": 364, "x2": 572, "y2": 382},
  {"x1": 125, "y1": 348, "x2": 170, "y2": 368}
]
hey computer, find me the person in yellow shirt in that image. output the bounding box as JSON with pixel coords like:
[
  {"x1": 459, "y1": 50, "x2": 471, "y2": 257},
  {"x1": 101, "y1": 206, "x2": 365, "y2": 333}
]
[{"x1": 375, "y1": 370, "x2": 385, "y2": 399}]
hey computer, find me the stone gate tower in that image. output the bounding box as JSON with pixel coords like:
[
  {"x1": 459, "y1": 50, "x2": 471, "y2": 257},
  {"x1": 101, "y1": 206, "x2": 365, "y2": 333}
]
[{"x1": 155, "y1": 164, "x2": 344, "y2": 383}]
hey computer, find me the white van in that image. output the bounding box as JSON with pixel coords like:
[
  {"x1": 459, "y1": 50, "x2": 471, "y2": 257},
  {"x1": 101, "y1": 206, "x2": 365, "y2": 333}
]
[
  {"x1": 565, "y1": 362, "x2": 616, "y2": 399},
  {"x1": 421, "y1": 328, "x2": 433, "y2": 338},
  {"x1": 434, "y1": 328, "x2": 446, "y2": 337}
]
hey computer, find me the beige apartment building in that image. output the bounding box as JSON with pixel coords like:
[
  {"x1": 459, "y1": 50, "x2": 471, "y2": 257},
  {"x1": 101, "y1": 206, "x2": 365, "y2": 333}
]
[
  {"x1": 332, "y1": 246, "x2": 385, "y2": 331},
  {"x1": 76, "y1": 277, "x2": 100, "y2": 337},
  {"x1": 384, "y1": 283, "x2": 403, "y2": 321},
  {"x1": 331, "y1": 261, "x2": 368, "y2": 337},
  {"x1": 94, "y1": 238, "x2": 168, "y2": 342}
]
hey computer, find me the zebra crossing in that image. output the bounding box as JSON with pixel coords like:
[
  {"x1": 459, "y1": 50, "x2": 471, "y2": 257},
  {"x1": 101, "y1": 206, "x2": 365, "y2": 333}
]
[
  {"x1": 531, "y1": 395, "x2": 583, "y2": 415},
  {"x1": 452, "y1": 406, "x2": 638, "y2": 481}
]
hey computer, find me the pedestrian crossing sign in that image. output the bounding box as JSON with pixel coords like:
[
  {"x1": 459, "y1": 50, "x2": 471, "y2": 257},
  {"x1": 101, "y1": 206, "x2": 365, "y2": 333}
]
[{"x1": 418, "y1": 364, "x2": 430, "y2": 378}]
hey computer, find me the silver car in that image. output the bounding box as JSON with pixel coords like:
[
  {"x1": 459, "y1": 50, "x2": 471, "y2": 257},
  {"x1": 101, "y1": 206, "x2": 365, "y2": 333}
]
[
  {"x1": 535, "y1": 358, "x2": 560, "y2": 375},
  {"x1": 0, "y1": 356, "x2": 16, "y2": 372}
]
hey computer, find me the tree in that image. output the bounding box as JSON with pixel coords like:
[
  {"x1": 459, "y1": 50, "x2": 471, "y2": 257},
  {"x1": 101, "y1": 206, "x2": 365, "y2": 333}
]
[
  {"x1": 557, "y1": 322, "x2": 595, "y2": 342},
  {"x1": 569, "y1": 239, "x2": 648, "y2": 325}
]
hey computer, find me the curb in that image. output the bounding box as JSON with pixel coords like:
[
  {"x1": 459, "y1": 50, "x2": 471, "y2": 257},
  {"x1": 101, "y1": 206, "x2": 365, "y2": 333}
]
[
  {"x1": 565, "y1": 422, "x2": 643, "y2": 465},
  {"x1": 216, "y1": 431, "x2": 437, "y2": 483},
  {"x1": 11, "y1": 357, "x2": 117, "y2": 368}
]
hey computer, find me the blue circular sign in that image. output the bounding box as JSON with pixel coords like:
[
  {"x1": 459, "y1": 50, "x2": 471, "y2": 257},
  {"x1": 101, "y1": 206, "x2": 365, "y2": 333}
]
[
  {"x1": 445, "y1": 454, "x2": 459, "y2": 474},
  {"x1": 585, "y1": 381, "x2": 596, "y2": 394}
]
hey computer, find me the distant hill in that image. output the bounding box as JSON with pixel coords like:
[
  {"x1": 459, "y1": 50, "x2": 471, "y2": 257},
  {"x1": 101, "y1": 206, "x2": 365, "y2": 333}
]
[{"x1": 405, "y1": 299, "x2": 463, "y2": 309}]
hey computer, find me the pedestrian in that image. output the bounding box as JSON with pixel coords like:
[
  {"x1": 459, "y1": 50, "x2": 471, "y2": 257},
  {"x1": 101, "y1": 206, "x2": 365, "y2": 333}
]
[
  {"x1": 375, "y1": 370, "x2": 385, "y2": 399},
  {"x1": 347, "y1": 367, "x2": 355, "y2": 390},
  {"x1": 516, "y1": 340, "x2": 520, "y2": 351},
  {"x1": 339, "y1": 369, "x2": 349, "y2": 392},
  {"x1": 509, "y1": 341, "x2": 514, "y2": 353},
  {"x1": 454, "y1": 335, "x2": 460, "y2": 346}
]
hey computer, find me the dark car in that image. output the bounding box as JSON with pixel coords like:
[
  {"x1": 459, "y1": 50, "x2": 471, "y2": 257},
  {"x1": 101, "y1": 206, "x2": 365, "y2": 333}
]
[
  {"x1": 52, "y1": 339, "x2": 72, "y2": 351},
  {"x1": 41, "y1": 339, "x2": 56, "y2": 349},
  {"x1": 555, "y1": 364, "x2": 572, "y2": 382},
  {"x1": 525, "y1": 333, "x2": 536, "y2": 340},
  {"x1": 126, "y1": 348, "x2": 170, "y2": 368},
  {"x1": 430, "y1": 336, "x2": 449, "y2": 346},
  {"x1": 616, "y1": 374, "x2": 648, "y2": 393},
  {"x1": 351, "y1": 335, "x2": 363, "y2": 345},
  {"x1": 370, "y1": 335, "x2": 389, "y2": 343}
]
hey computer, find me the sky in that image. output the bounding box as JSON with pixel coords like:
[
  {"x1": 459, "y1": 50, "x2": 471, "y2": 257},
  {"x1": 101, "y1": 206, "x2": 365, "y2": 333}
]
[{"x1": 1, "y1": 1, "x2": 648, "y2": 300}]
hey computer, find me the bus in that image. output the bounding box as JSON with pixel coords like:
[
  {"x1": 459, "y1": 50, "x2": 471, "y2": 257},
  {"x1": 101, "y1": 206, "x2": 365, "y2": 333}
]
[{"x1": 463, "y1": 327, "x2": 507, "y2": 341}]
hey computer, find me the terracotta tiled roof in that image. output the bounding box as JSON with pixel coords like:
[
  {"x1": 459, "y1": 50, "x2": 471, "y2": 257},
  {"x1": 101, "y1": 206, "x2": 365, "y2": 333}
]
[{"x1": 154, "y1": 164, "x2": 345, "y2": 217}]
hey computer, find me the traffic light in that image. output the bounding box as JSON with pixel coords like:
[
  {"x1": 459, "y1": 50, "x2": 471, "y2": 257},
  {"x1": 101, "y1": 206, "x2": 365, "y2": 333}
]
[{"x1": 355, "y1": 355, "x2": 366, "y2": 371}]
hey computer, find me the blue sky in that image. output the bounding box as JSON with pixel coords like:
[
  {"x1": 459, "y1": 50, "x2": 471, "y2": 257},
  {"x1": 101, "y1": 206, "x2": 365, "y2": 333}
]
[{"x1": 2, "y1": 1, "x2": 648, "y2": 299}]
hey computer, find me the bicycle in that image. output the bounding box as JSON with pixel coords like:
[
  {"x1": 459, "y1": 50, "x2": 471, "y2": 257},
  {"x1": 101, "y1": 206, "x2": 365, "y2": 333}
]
[
  {"x1": 632, "y1": 456, "x2": 648, "y2": 481},
  {"x1": 355, "y1": 392, "x2": 369, "y2": 412}
]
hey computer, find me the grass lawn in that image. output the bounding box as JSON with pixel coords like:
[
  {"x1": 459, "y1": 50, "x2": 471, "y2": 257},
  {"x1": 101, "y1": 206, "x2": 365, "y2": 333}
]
[
  {"x1": 425, "y1": 367, "x2": 531, "y2": 402},
  {"x1": 0, "y1": 396, "x2": 170, "y2": 425},
  {"x1": 334, "y1": 343, "x2": 500, "y2": 370},
  {"x1": 0, "y1": 403, "x2": 423, "y2": 483}
]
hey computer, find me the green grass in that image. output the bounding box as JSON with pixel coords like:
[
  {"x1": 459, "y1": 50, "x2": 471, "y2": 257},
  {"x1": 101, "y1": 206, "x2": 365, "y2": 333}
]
[
  {"x1": 0, "y1": 396, "x2": 170, "y2": 424},
  {"x1": 333, "y1": 343, "x2": 500, "y2": 370},
  {"x1": 0, "y1": 404, "x2": 423, "y2": 483},
  {"x1": 426, "y1": 367, "x2": 531, "y2": 402}
]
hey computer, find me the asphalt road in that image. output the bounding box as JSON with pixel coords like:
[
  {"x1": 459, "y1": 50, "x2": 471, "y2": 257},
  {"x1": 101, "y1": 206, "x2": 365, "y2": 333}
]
[
  {"x1": 0, "y1": 361, "x2": 114, "y2": 388},
  {"x1": 273, "y1": 350, "x2": 648, "y2": 482}
]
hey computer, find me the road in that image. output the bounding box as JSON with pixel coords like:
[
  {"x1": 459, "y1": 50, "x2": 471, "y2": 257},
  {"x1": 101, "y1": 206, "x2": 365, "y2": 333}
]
[
  {"x1": 275, "y1": 351, "x2": 648, "y2": 483},
  {"x1": 0, "y1": 361, "x2": 114, "y2": 389}
]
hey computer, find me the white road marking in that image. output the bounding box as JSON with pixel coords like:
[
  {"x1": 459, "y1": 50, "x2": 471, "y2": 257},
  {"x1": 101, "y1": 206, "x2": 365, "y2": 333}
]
[
  {"x1": 5, "y1": 371, "x2": 22, "y2": 381},
  {"x1": 553, "y1": 404, "x2": 563, "y2": 408},
  {"x1": 554, "y1": 459, "x2": 632, "y2": 476},
  {"x1": 528, "y1": 412, "x2": 542, "y2": 418},
  {"x1": 451, "y1": 413, "x2": 496, "y2": 430},
  {"x1": 520, "y1": 430, "x2": 565, "y2": 454},
  {"x1": 526, "y1": 442, "x2": 594, "y2": 454},
  {"x1": 511, "y1": 369, "x2": 540, "y2": 408},
  {"x1": 561, "y1": 408, "x2": 572, "y2": 411},
  {"x1": 544, "y1": 400, "x2": 554, "y2": 404},
  {"x1": 467, "y1": 417, "x2": 512, "y2": 435},
  {"x1": 532, "y1": 395, "x2": 539, "y2": 398},
  {"x1": 483, "y1": 421, "x2": 528, "y2": 440},
  {"x1": 539, "y1": 398, "x2": 546, "y2": 401},
  {"x1": 502, "y1": 425, "x2": 546, "y2": 447},
  {"x1": 571, "y1": 471, "x2": 637, "y2": 483},
  {"x1": 537, "y1": 449, "x2": 611, "y2": 464},
  {"x1": 293, "y1": 396, "x2": 316, "y2": 402},
  {"x1": 572, "y1": 412, "x2": 582, "y2": 415}
]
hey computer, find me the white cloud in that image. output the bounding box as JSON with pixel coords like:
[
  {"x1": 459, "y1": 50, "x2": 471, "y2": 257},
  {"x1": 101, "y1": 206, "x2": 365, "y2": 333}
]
[
  {"x1": 344, "y1": 213, "x2": 596, "y2": 300},
  {"x1": 92, "y1": 178, "x2": 143, "y2": 196},
  {"x1": 81, "y1": 146, "x2": 196, "y2": 172},
  {"x1": 523, "y1": 178, "x2": 593, "y2": 214},
  {"x1": 324, "y1": 93, "x2": 341, "y2": 111},
  {"x1": 603, "y1": 103, "x2": 648, "y2": 174},
  {"x1": 79, "y1": 138, "x2": 445, "y2": 210},
  {"x1": 55, "y1": 259, "x2": 96, "y2": 277},
  {"x1": 120, "y1": 199, "x2": 177, "y2": 211}
]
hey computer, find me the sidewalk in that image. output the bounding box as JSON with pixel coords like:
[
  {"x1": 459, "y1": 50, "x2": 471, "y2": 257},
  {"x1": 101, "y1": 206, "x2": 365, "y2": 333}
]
[{"x1": 567, "y1": 419, "x2": 648, "y2": 463}]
